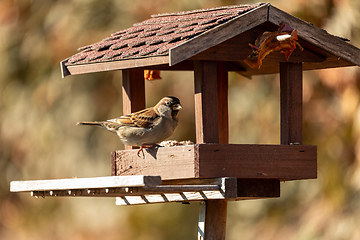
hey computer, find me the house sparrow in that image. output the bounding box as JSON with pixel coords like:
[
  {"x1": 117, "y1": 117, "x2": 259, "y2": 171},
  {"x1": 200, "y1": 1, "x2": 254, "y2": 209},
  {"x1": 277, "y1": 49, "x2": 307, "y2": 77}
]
[{"x1": 77, "y1": 96, "x2": 182, "y2": 156}]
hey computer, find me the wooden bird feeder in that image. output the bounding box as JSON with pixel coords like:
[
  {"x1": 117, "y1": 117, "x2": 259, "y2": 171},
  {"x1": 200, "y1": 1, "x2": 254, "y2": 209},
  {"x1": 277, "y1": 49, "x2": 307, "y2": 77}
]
[{"x1": 11, "y1": 3, "x2": 360, "y2": 239}]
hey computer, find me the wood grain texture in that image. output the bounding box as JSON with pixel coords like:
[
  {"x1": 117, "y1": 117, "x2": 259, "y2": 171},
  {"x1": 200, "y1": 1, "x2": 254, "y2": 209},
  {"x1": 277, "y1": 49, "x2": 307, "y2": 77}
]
[
  {"x1": 169, "y1": 4, "x2": 269, "y2": 66},
  {"x1": 112, "y1": 144, "x2": 317, "y2": 180},
  {"x1": 203, "y1": 200, "x2": 228, "y2": 240},
  {"x1": 217, "y1": 62, "x2": 229, "y2": 144},
  {"x1": 66, "y1": 56, "x2": 169, "y2": 76},
  {"x1": 192, "y1": 59, "x2": 240, "y2": 240},
  {"x1": 196, "y1": 144, "x2": 316, "y2": 180},
  {"x1": 113, "y1": 146, "x2": 196, "y2": 180},
  {"x1": 194, "y1": 61, "x2": 220, "y2": 144},
  {"x1": 111, "y1": 151, "x2": 117, "y2": 176},
  {"x1": 122, "y1": 68, "x2": 145, "y2": 150},
  {"x1": 280, "y1": 62, "x2": 303, "y2": 145},
  {"x1": 122, "y1": 68, "x2": 145, "y2": 115}
]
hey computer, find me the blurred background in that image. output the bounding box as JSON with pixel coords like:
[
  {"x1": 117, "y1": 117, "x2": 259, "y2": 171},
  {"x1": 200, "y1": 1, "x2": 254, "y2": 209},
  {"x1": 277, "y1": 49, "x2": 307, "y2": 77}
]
[{"x1": 1, "y1": 0, "x2": 360, "y2": 239}]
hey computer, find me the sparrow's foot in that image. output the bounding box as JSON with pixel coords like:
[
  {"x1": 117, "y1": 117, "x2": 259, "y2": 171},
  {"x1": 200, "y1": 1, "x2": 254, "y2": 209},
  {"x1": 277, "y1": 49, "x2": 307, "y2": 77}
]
[
  {"x1": 137, "y1": 146, "x2": 145, "y2": 158},
  {"x1": 136, "y1": 144, "x2": 159, "y2": 158}
]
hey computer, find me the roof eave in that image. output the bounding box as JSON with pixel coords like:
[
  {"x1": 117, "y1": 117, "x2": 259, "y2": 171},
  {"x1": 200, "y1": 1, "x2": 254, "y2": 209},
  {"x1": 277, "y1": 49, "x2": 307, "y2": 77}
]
[
  {"x1": 61, "y1": 55, "x2": 170, "y2": 78},
  {"x1": 267, "y1": 5, "x2": 360, "y2": 67}
]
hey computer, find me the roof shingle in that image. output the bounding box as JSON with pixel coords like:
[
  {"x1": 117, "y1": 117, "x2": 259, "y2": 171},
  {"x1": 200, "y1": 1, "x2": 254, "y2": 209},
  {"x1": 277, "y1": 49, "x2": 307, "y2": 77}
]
[{"x1": 66, "y1": 3, "x2": 264, "y2": 66}]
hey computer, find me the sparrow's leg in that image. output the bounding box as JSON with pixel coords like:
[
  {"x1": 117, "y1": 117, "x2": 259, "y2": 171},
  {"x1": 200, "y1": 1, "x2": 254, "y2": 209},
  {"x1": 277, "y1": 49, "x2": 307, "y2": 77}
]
[
  {"x1": 137, "y1": 144, "x2": 160, "y2": 157},
  {"x1": 137, "y1": 146, "x2": 145, "y2": 158}
]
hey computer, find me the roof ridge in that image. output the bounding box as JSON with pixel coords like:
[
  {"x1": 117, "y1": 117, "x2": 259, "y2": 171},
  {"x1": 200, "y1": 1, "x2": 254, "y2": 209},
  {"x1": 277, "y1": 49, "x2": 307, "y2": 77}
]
[{"x1": 150, "y1": 3, "x2": 265, "y2": 18}]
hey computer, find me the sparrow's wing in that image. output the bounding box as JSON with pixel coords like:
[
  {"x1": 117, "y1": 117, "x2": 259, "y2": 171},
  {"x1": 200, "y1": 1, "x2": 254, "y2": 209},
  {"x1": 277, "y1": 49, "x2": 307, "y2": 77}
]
[
  {"x1": 101, "y1": 122, "x2": 123, "y2": 132},
  {"x1": 113, "y1": 107, "x2": 160, "y2": 128}
]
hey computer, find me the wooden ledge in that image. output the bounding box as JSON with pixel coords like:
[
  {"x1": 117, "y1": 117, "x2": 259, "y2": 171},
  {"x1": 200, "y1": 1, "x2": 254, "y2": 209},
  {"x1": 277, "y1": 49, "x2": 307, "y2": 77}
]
[
  {"x1": 10, "y1": 176, "x2": 280, "y2": 205},
  {"x1": 115, "y1": 178, "x2": 280, "y2": 206},
  {"x1": 10, "y1": 175, "x2": 162, "y2": 192},
  {"x1": 112, "y1": 144, "x2": 317, "y2": 181}
]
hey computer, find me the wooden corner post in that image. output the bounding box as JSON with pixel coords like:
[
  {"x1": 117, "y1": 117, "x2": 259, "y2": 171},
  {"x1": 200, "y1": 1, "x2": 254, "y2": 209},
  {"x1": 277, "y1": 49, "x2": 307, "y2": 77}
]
[
  {"x1": 194, "y1": 61, "x2": 220, "y2": 143},
  {"x1": 280, "y1": 62, "x2": 303, "y2": 145},
  {"x1": 194, "y1": 61, "x2": 228, "y2": 240},
  {"x1": 121, "y1": 68, "x2": 145, "y2": 150}
]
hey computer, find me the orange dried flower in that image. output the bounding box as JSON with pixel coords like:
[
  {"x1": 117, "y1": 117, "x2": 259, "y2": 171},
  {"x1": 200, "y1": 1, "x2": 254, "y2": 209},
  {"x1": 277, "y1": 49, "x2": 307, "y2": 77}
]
[
  {"x1": 144, "y1": 70, "x2": 162, "y2": 80},
  {"x1": 244, "y1": 23, "x2": 303, "y2": 68}
]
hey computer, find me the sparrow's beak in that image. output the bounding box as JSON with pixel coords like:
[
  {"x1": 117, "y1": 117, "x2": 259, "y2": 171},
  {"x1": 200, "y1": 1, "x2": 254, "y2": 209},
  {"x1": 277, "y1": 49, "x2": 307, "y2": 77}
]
[{"x1": 172, "y1": 104, "x2": 182, "y2": 110}]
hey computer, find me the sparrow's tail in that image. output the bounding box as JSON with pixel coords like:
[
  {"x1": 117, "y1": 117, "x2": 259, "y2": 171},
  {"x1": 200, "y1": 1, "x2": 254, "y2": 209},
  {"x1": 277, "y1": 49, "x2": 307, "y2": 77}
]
[
  {"x1": 77, "y1": 121, "x2": 120, "y2": 134},
  {"x1": 76, "y1": 121, "x2": 103, "y2": 126}
]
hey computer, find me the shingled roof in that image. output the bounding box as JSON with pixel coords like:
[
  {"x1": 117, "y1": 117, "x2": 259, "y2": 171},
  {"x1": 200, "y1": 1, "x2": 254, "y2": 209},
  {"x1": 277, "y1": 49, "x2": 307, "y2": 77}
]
[
  {"x1": 65, "y1": 3, "x2": 263, "y2": 65},
  {"x1": 61, "y1": 3, "x2": 360, "y2": 77}
]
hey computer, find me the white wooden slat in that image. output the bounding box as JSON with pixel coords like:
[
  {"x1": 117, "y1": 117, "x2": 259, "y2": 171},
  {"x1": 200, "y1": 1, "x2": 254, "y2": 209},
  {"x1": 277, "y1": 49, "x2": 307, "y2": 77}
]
[
  {"x1": 115, "y1": 190, "x2": 226, "y2": 205},
  {"x1": 28, "y1": 185, "x2": 222, "y2": 198},
  {"x1": 198, "y1": 202, "x2": 205, "y2": 240},
  {"x1": 10, "y1": 175, "x2": 161, "y2": 192}
]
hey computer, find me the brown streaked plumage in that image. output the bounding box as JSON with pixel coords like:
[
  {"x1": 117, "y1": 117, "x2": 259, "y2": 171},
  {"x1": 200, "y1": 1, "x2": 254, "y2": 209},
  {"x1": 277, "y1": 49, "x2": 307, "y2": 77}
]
[{"x1": 77, "y1": 96, "x2": 182, "y2": 156}]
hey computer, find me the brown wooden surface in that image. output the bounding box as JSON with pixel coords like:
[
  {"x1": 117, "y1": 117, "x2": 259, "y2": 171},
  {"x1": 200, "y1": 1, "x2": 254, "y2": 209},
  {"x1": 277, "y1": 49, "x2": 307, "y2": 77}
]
[
  {"x1": 203, "y1": 200, "x2": 228, "y2": 240},
  {"x1": 194, "y1": 59, "x2": 228, "y2": 240},
  {"x1": 217, "y1": 62, "x2": 229, "y2": 144},
  {"x1": 194, "y1": 61, "x2": 220, "y2": 143},
  {"x1": 280, "y1": 62, "x2": 303, "y2": 145},
  {"x1": 122, "y1": 68, "x2": 145, "y2": 115},
  {"x1": 189, "y1": 28, "x2": 325, "y2": 64},
  {"x1": 111, "y1": 151, "x2": 117, "y2": 176},
  {"x1": 196, "y1": 144, "x2": 316, "y2": 180},
  {"x1": 122, "y1": 68, "x2": 145, "y2": 150},
  {"x1": 222, "y1": 176, "x2": 237, "y2": 199},
  {"x1": 112, "y1": 146, "x2": 197, "y2": 179},
  {"x1": 112, "y1": 144, "x2": 317, "y2": 180},
  {"x1": 236, "y1": 179, "x2": 280, "y2": 198},
  {"x1": 65, "y1": 56, "x2": 169, "y2": 76}
]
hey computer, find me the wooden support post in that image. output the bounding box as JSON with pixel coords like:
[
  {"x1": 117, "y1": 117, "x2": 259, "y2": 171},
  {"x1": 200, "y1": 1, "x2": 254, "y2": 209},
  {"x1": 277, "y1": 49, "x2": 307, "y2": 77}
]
[
  {"x1": 217, "y1": 62, "x2": 229, "y2": 144},
  {"x1": 194, "y1": 61, "x2": 220, "y2": 143},
  {"x1": 205, "y1": 200, "x2": 228, "y2": 239},
  {"x1": 280, "y1": 62, "x2": 303, "y2": 145},
  {"x1": 198, "y1": 200, "x2": 228, "y2": 240},
  {"x1": 194, "y1": 61, "x2": 228, "y2": 240},
  {"x1": 122, "y1": 68, "x2": 145, "y2": 150}
]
